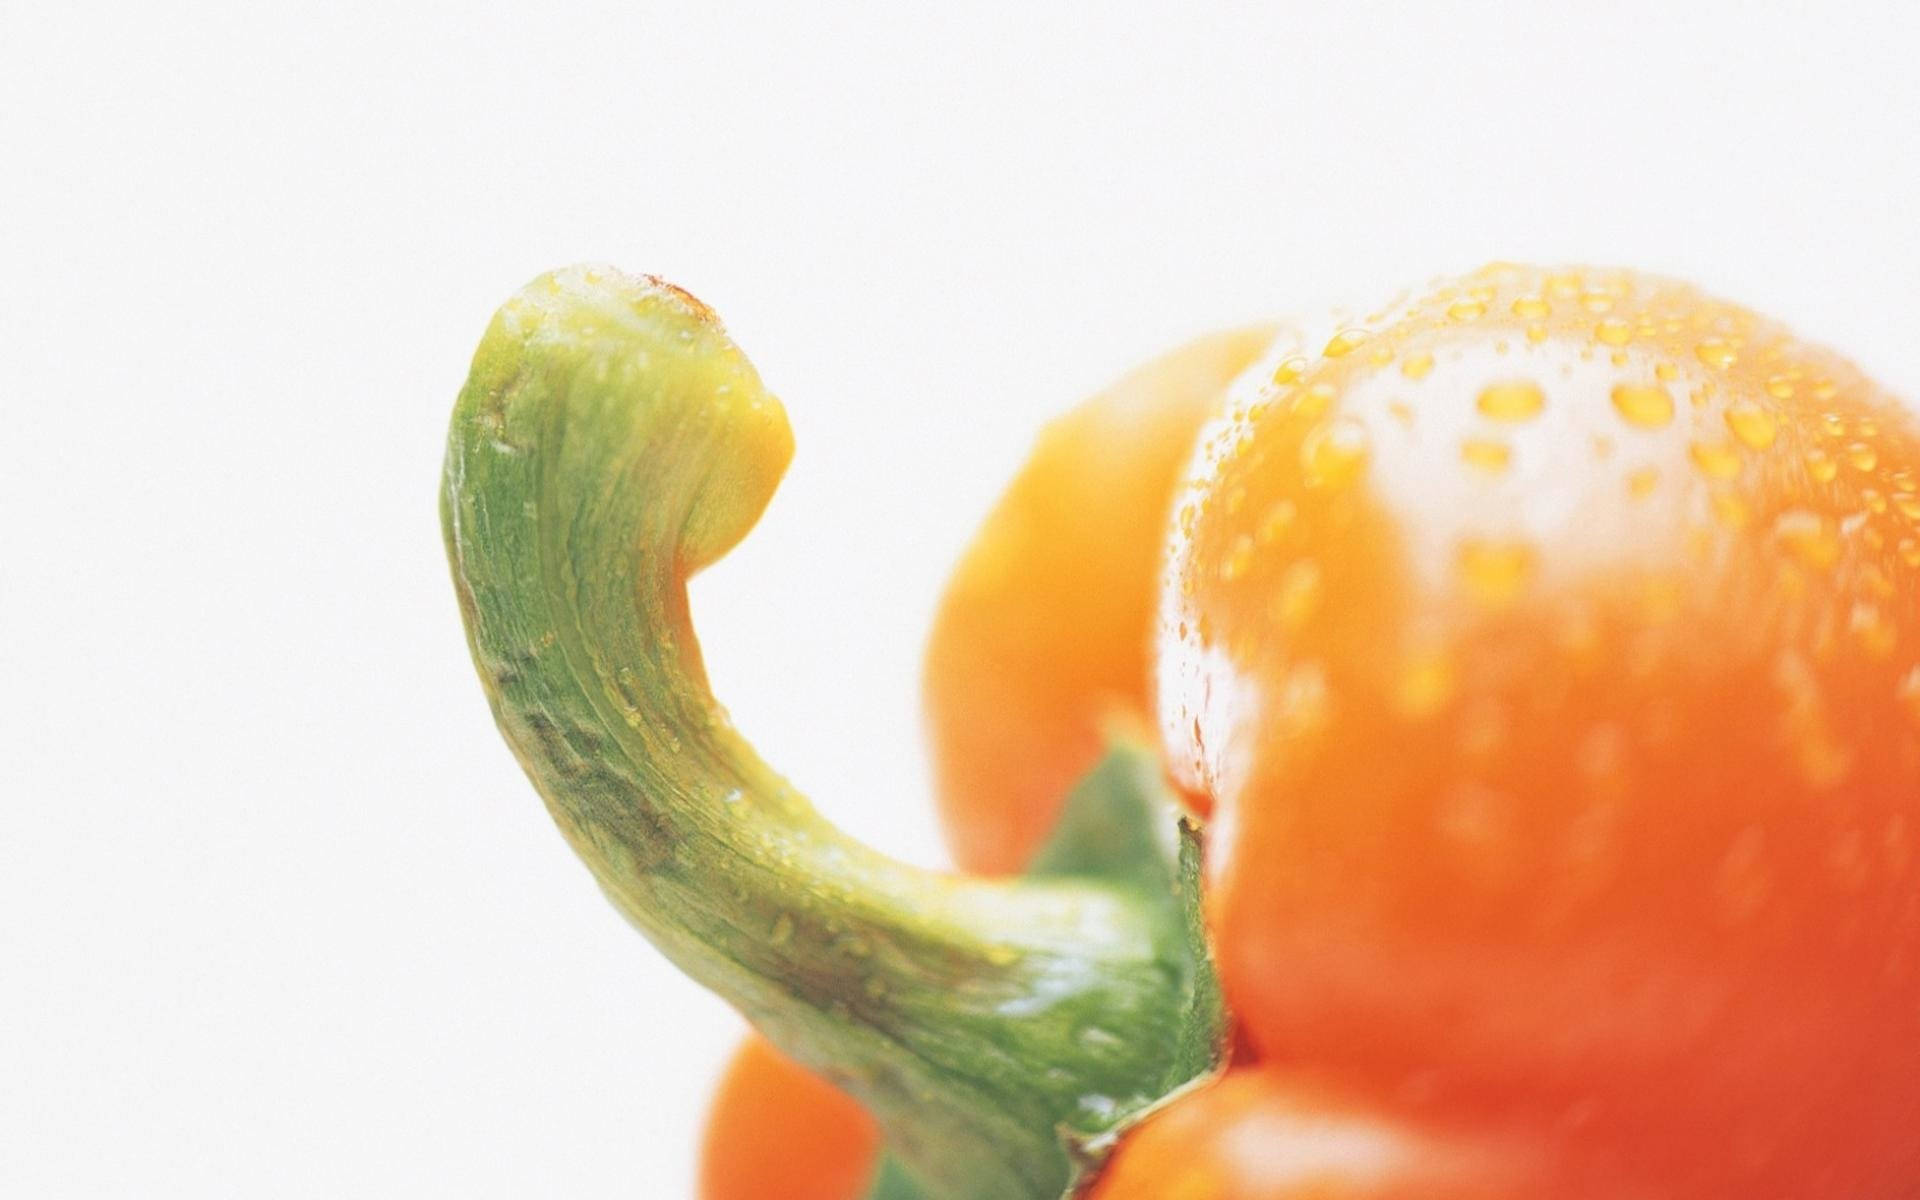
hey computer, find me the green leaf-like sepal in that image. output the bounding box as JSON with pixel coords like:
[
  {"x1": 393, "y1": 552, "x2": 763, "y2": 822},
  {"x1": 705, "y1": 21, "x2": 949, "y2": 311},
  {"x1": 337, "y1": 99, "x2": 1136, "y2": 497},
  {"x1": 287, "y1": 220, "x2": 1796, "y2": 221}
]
[{"x1": 866, "y1": 745, "x2": 1226, "y2": 1199}]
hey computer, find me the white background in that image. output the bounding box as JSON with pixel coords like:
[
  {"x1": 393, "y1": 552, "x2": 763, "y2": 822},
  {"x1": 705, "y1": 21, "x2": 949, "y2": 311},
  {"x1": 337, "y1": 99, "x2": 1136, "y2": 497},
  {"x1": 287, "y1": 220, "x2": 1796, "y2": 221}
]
[{"x1": 5, "y1": 2, "x2": 1918, "y2": 1195}]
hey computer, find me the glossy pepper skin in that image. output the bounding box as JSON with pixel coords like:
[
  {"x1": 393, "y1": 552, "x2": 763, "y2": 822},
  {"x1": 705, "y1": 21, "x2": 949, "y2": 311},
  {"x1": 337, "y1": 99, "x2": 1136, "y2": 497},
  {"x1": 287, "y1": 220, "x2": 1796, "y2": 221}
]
[
  {"x1": 445, "y1": 264, "x2": 1920, "y2": 1200},
  {"x1": 1161, "y1": 265, "x2": 1920, "y2": 1193},
  {"x1": 1088, "y1": 1072, "x2": 1553, "y2": 1200}
]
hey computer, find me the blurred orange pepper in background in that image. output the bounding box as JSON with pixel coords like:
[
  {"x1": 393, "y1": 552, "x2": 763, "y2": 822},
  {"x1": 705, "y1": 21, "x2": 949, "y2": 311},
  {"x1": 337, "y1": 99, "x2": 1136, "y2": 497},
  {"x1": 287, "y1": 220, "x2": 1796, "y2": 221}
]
[
  {"x1": 699, "y1": 1035, "x2": 880, "y2": 1200},
  {"x1": 923, "y1": 325, "x2": 1275, "y2": 872}
]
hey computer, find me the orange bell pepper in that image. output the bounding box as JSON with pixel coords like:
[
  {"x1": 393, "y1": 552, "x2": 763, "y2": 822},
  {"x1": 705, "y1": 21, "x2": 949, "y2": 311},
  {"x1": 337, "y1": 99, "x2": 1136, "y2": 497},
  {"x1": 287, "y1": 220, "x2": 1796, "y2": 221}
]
[{"x1": 444, "y1": 263, "x2": 1920, "y2": 1199}]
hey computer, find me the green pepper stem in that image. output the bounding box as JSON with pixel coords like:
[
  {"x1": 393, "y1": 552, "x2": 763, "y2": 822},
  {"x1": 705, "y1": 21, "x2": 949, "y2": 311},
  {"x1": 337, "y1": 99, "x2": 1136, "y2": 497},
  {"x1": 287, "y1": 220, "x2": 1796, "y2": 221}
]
[{"x1": 440, "y1": 267, "x2": 1217, "y2": 1200}]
